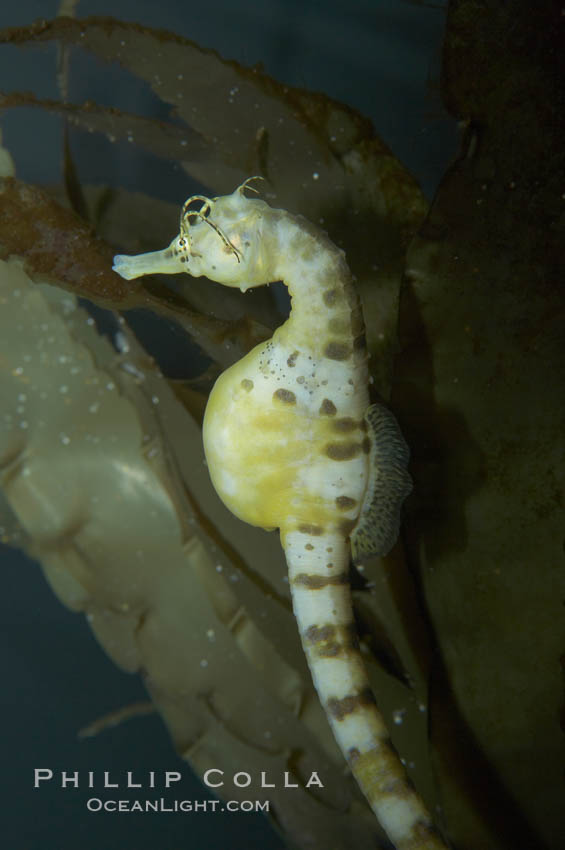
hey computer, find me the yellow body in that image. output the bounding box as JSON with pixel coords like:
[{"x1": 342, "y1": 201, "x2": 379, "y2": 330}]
[{"x1": 203, "y1": 338, "x2": 367, "y2": 533}]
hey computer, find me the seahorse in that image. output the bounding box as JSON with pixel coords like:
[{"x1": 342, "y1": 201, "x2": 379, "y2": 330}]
[{"x1": 113, "y1": 179, "x2": 447, "y2": 850}]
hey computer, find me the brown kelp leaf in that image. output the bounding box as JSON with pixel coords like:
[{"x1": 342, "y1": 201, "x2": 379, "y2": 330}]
[
  {"x1": 0, "y1": 16, "x2": 366, "y2": 211},
  {"x1": 0, "y1": 90, "x2": 209, "y2": 164},
  {"x1": 0, "y1": 176, "x2": 128, "y2": 302},
  {"x1": 0, "y1": 19, "x2": 426, "y2": 229},
  {"x1": 0, "y1": 13, "x2": 426, "y2": 223}
]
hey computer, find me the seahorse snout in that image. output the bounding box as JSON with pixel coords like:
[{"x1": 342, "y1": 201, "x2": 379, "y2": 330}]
[{"x1": 112, "y1": 244, "x2": 187, "y2": 280}]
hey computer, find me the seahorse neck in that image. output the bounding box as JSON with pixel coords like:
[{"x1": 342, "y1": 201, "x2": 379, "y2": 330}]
[{"x1": 270, "y1": 214, "x2": 365, "y2": 362}]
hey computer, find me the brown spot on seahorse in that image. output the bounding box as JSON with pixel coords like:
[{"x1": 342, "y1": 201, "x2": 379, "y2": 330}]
[
  {"x1": 273, "y1": 388, "x2": 296, "y2": 404},
  {"x1": 325, "y1": 442, "x2": 362, "y2": 461},
  {"x1": 304, "y1": 623, "x2": 359, "y2": 657},
  {"x1": 324, "y1": 341, "x2": 351, "y2": 361},
  {"x1": 349, "y1": 740, "x2": 434, "y2": 808},
  {"x1": 304, "y1": 624, "x2": 336, "y2": 642},
  {"x1": 335, "y1": 495, "x2": 357, "y2": 510},
  {"x1": 332, "y1": 417, "x2": 358, "y2": 433},
  {"x1": 347, "y1": 741, "x2": 407, "y2": 795},
  {"x1": 287, "y1": 350, "x2": 299, "y2": 367},
  {"x1": 327, "y1": 687, "x2": 376, "y2": 721},
  {"x1": 315, "y1": 641, "x2": 342, "y2": 658},
  {"x1": 319, "y1": 398, "x2": 337, "y2": 416},
  {"x1": 293, "y1": 572, "x2": 349, "y2": 589},
  {"x1": 241, "y1": 379, "x2": 254, "y2": 391},
  {"x1": 297, "y1": 523, "x2": 325, "y2": 536},
  {"x1": 347, "y1": 747, "x2": 361, "y2": 765}
]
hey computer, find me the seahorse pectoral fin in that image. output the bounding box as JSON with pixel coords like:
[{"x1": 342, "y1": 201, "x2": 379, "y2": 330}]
[
  {"x1": 112, "y1": 246, "x2": 186, "y2": 281},
  {"x1": 351, "y1": 402, "x2": 412, "y2": 563}
]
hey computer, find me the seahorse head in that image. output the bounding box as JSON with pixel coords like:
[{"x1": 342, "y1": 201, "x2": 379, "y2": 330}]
[{"x1": 113, "y1": 181, "x2": 275, "y2": 290}]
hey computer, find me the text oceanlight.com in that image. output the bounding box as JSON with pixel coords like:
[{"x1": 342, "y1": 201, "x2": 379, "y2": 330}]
[{"x1": 86, "y1": 799, "x2": 270, "y2": 813}]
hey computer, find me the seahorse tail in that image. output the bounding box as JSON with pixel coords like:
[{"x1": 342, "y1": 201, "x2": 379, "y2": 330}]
[{"x1": 282, "y1": 526, "x2": 447, "y2": 850}]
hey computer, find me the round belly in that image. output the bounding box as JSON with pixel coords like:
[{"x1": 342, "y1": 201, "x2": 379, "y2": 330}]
[
  {"x1": 203, "y1": 370, "x2": 313, "y2": 529},
  {"x1": 202, "y1": 351, "x2": 368, "y2": 533}
]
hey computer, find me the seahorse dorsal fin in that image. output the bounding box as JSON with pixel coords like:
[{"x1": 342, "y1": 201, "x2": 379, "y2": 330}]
[{"x1": 351, "y1": 402, "x2": 412, "y2": 562}]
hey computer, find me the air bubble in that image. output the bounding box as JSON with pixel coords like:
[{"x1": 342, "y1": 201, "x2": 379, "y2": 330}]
[
  {"x1": 392, "y1": 708, "x2": 406, "y2": 725},
  {"x1": 114, "y1": 331, "x2": 130, "y2": 353}
]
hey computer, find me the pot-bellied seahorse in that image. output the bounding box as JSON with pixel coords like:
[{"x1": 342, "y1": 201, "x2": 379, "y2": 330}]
[{"x1": 113, "y1": 179, "x2": 447, "y2": 850}]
